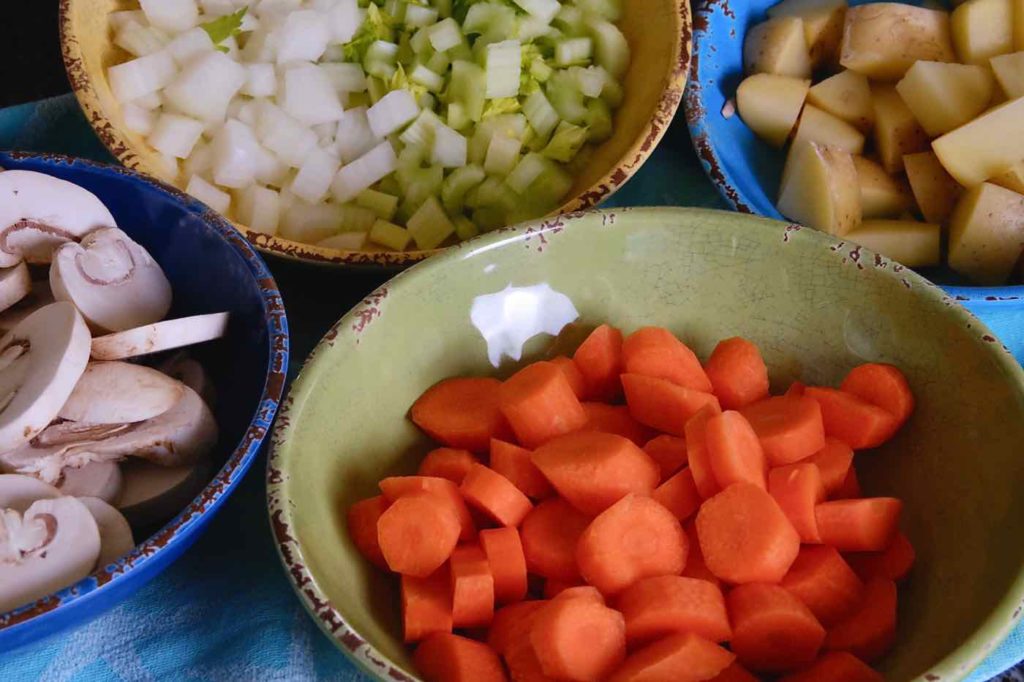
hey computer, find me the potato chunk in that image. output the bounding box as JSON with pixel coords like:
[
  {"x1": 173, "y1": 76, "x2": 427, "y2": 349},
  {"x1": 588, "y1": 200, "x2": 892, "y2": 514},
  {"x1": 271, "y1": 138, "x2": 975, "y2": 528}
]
[
  {"x1": 903, "y1": 151, "x2": 963, "y2": 224},
  {"x1": 744, "y1": 17, "x2": 813, "y2": 78},
  {"x1": 1015, "y1": 0, "x2": 1024, "y2": 50},
  {"x1": 951, "y1": 0, "x2": 1014, "y2": 64},
  {"x1": 932, "y1": 97, "x2": 1024, "y2": 187},
  {"x1": 840, "y1": 4, "x2": 956, "y2": 80},
  {"x1": 767, "y1": 0, "x2": 848, "y2": 67},
  {"x1": 792, "y1": 105, "x2": 865, "y2": 154},
  {"x1": 778, "y1": 141, "x2": 861, "y2": 236},
  {"x1": 871, "y1": 85, "x2": 929, "y2": 174},
  {"x1": 853, "y1": 156, "x2": 914, "y2": 218},
  {"x1": 990, "y1": 52, "x2": 1024, "y2": 98},
  {"x1": 894, "y1": 61, "x2": 994, "y2": 136},
  {"x1": 948, "y1": 183, "x2": 1024, "y2": 283},
  {"x1": 993, "y1": 162, "x2": 1024, "y2": 194},
  {"x1": 846, "y1": 219, "x2": 941, "y2": 267},
  {"x1": 736, "y1": 74, "x2": 811, "y2": 147},
  {"x1": 807, "y1": 70, "x2": 874, "y2": 132}
]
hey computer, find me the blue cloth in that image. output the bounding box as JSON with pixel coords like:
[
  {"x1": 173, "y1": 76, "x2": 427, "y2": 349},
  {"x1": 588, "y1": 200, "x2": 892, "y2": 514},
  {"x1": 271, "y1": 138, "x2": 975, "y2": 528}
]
[{"x1": 0, "y1": 95, "x2": 1021, "y2": 682}]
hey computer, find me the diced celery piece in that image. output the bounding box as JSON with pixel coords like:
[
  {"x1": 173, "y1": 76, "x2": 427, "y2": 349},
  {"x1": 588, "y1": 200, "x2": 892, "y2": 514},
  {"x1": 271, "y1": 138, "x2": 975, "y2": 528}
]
[
  {"x1": 449, "y1": 39, "x2": 473, "y2": 61},
  {"x1": 577, "y1": 0, "x2": 622, "y2": 20},
  {"x1": 368, "y1": 219, "x2": 412, "y2": 250},
  {"x1": 482, "y1": 97, "x2": 522, "y2": 118},
  {"x1": 397, "y1": 32, "x2": 416, "y2": 64},
  {"x1": 449, "y1": 60, "x2": 487, "y2": 122},
  {"x1": 427, "y1": 51, "x2": 451, "y2": 74},
  {"x1": 400, "y1": 108, "x2": 441, "y2": 148},
  {"x1": 555, "y1": 37, "x2": 593, "y2": 67},
  {"x1": 404, "y1": 4, "x2": 438, "y2": 28},
  {"x1": 553, "y1": 5, "x2": 587, "y2": 36},
  {"x1": 564, "y1": 143, "x2": 595, "y2": 177},
  {"x1": 530, "y1": 58, "x2": 554, "y2": 82},
  {"x1": 410, "y1": 64, "x2": 445, "y2": 91},
  {"x1": 356, "y1": 188, "x2": 400, "y2": 219},
  {"x1": 339, "y1": 204, "x2": 379, "y2": 232},
  {"x1": 546, "y1": 71, "x2": 587, "y2": 124},
  {"x1": 511, "y1": 0, "x2": 559, "y2": 23},
  {"x1": 407, "y1": 195, "x2": 455, "y2": 249},
  {"x1": 484, "y1": 135, "x2": 523, "y2": 176},
  {"x1": 585, "y1": 98, "x2": 613, "y2": 142},
  {"x1": 464, "y1": 3, "x2": 517, "y2": 40},
  {"x1": 485, "y1": 40, "x2": 522, "y2": 99},
  {"x1": 435, "y1": 0, "x2": 452, "y2": 18},
  {"x1": 418, "y1": 92, "x2": 436, "y2": 110},
  {"x1": 384, "y1": 0, "x2": 406, "y2": 22},
  {"x1": 517, "y1": 16, "x2": 556, "y2": 41},
  {"x1": 453, "y1": 215, "x2": 479, "y2": 241},
  {"x1": 432, "y1": 122, "x2": 468, "y2": 168},
  {"x1": 529, "y1": 161, "x2": 574, "y2": 207},
  {"x1": 429, "y1": 17, "x2": 463, "y2": 52},
  {"x1": 572, "y1": 65, "x2": 607, "y2": 98},
  {"x1": 468, "y1": 177, "x2": 517, "y2": 211},
  {"x1": 442, "y1": 164, "x2": 487, "y2": 213},
  {"x1": 506, "y1": 152, "x2": 550, "y2": 193},
  {"x1": 447, "y1": 102, "x2": 471, "y2": 131},
  {"x1": 468, "y1": 114, "x2": 528, "y2": 163},
  {"x1": 586, "y1": 17, "x2": 630, "y2": 78},
  {"x1": 403, "y1": 166, "x2": 444, "y2": 208},
  {"x1": 410, "y1": 26, "x2": 433, "y2": 55},
  {"x1": 472, "y1": 205, "x2": 507, "y2": 231},
  {"x1": 365, "y1": 40, "x2": 399, "y2": 79},
  {"x1": 601, "y1": 77, "x2": 624, "y2": 108},
  {"x1": 378, "y1": 174, "x2": 402, "y2": 196},
  {"x1": 543, "y1": 121, "x2": 588, "y2": 162},
  {"x1": 523, "y1": 89, "x2": 560, "y2": 138},
  {"x1": 398, "y1": 143, "x2": 428, "y2": 174},
  {"x1": 367, "y1": 76, "x2": 389, "y2": 103}
]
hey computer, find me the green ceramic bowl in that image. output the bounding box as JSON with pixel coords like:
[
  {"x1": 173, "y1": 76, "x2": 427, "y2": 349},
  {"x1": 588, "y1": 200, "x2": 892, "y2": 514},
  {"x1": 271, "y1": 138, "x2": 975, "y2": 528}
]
[{"x1": 268, "y1": 207, "x2": 1024, "y2": 682}]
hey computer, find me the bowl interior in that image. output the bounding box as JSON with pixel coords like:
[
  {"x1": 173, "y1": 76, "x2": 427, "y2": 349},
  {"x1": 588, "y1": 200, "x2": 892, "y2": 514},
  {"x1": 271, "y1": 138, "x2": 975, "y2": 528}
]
[
  {"x1": 62, "y1": 0, "x2": 689, "y2": 266},
  {"x1": 271, "y1": 207, "x2": 1024, "y2": 681}
]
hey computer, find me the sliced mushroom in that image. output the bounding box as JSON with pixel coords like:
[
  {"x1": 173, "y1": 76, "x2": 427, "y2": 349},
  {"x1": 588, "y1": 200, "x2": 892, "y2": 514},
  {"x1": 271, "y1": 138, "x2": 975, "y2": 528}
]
[
  {"x1": 58, "y1": 461, "x2": 123, "y2": 505},
  {"x1": 0, "y1": 473, "x2": 60, "y2": 512},
  {"x1": 118, "y1": 458, "x2": 211, "y2": 527},
  {"x1": 0, "y1": 302, "x2": 91, "y2": 454},
  {"x1": 91, "y1": 312, "x2": 230, "y2": 361},
  {"x1": 0, "y1": 280, "x2": 54, "y2": 334},
  {"x1": 0, "y1": 263, "x2": 31, "y2": 315},
  {"x1": 0, "y1": 170, "x2": 117, "y2": 268},
  {"x1": 59, "y1": 361, "x2": 184, "y2": 424},
  {"x1": 0, "y1": 422, "x2": 132, "y2": 484},
  {"x1": 159, "y1": 352, "x2": 216, "y2": 407},
  {"x1": 77, "y1": 496, "x2": 134, "y2": 567},
  {"x1": 0, "y1": 496, "x2": 101, "y2": 613},
  {"x1": 50, "y1": 228, "x2": 172, "y2": 332}
]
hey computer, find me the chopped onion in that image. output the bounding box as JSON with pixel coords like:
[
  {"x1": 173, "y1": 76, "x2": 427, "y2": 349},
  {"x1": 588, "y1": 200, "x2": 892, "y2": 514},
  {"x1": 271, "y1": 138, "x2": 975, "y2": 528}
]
[
  {"x1": 255, "y1": 102, "x2": 319, "y2": 168},
  {"x1": 199, "y1": 0, "x2": 237, "y2": 15},
  {"x1": 485, "y1": 40, "x2": 521, "y2": 99},
  {"x1": 237, "y1": 185, "x2": 281, "y2": 235},
  {"x1": 325, "y1": 0, "x2": 361, "y2": 44},
  {"x1": 251, "y1": 143, "x2": 291, "y2": 187},
  {"x1": 555, "y1": 37, "x2": 593, "y2": 67},
  {"x1": 281, "y1": 63, "x2": 344, "y2": 126},
  {"x1": 184, "y1": 141, "x2": 214, "y2": 178},
  {"x1": 429, "y1": 18, "x2": 463, "y2": 52},
  {"x1": 210, "y1": 119, "x2": 261, "y2": 188},
  {"x1": 240, "y1": 27, "x2": 279, "y2": 62},
  {"x1": 334, "y1": 106, "x2": 380, "y2": 163},
  {"x1": 133, "y1": 91, "x2": 162, "y2": 109},
  {"x1": 366, "y1": 89, "x2": 419, "y2": 138},
  {"x1": 571, "y1": 65, "x2": 608, "y2": 98},
  {"x1": 275, "y1": 9, "x2": 331, "y2": 64},
  {"x1": 109, "y1": 51, "x2": 177, "y2": 103},
  {"x1": 331, "y1": 141, "x2": 398, "y2": 202},
  {"x1": 140, "y1": 0, "x2": 199, "y2": 32},
  {"x1": 512, "y1": 0, "x2": 561, "y2": 24},
  {"x1": 186, "y1": 174, "x2": 231, "y2": 214},
  {"x1": 317, "y1": 231, "x2": 367, "y2": 250},
  {"x1": 109, "y1": 10, "x2": 146, "y2": 32},
  {"x1": 122, "y1": 103, "x2": 157, "y2": 136},
  {"x1": 432, "y1": 123, "x2": 468, "y2": 168},
  {"x1": 242, "y1": 63, "x2": 277, "y2": 97},
  {"x1": 319, "y1": 63, "x2": 368, "y2": 94},
  {"x1": 290, "y1": 147, "x2": 341, "y2": 203},
  {"x1": 115, "y1": 24, "x2": 170, "y2": 57},
  {"x1": 167, "y1": 26, "x2": 214, "y2": 65},
  {"x1": 163, "y1": 50, "x2": 246, "y2": 122},
  {"x1": 410, "y1": 64, "x2": 445, "y2": 92},
  {"x1": 255, "y1": 0, "x2": 303, "y2": 21},
  {"x1": 523, "y1": 89, "x2": 560, "y2": 138},
  {"x1": 280, "y1": 201, "x2": 344, "y2": 243},
  {"x1": 148, "y1": 113, "x2": 205, "y2": 158},
  {"x1": 405, "y1": 4, "x2": 439, "y2": 28}
]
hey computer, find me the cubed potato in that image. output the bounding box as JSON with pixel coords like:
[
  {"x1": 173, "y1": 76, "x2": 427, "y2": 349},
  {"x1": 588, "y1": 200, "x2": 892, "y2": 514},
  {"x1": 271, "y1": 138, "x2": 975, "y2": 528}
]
[
  {"x1": 853, "y1": 156, "x2": 915, "y2": 218},
  {"x1": 1015, "y1": 0, "x2": 1024, "y2": 50},
  {"x1": 903, "y1": 151, "x2": 964, "y2": 224},
  {"x1": 846, "y1": 219, "x2": 941, "y2": 267},
  {"x1": 871, "y1": 85, "x2": 930, "y2": 174},
  {"x1": 948, "y1": 182, "x2": 1024, "y2": 283},
  {"x1": 894, "y1": 61, "x2": 994, "y2": 136},
  {"x1": 807, "y1": 70, "x2": 874, "y2": 132},
  {"x1": 990, "y1": 52, "x2": 1024, "y2": 98},
  {"x1": 951, "y1": 0, "x2": 1014, "y2": 64},
  {"x1": 932, "y1": 97, "x2": 1024, "y2": 186},
  {"x1": 736, "y1": 74, "x2": 811, "y2": 147},
  {"x1": 767, "y1": 0, "x2": 848, "y2": 67},
  {"x1": 744, "y1": 17, "x2": 813, "y2": 78},
  {"x1": 840, "y1": 4, "x2": 956, "y2": 80},
  {"x1": 993, "y1": 161, "x2": 1024, "y2": 194},
  {"x1": 778, "y1": 141, "x2": 861, "y2": 236},
  {"x1": 792, "y1": 104, "x2": 866, "y2": 154}
]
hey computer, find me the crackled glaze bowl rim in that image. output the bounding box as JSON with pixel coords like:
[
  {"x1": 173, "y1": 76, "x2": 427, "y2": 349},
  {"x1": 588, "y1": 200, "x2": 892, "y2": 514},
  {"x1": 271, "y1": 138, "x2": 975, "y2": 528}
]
[
  {"x1": 0, "y1": 152, "x2": 289, "y2": 639},
  {"x1": 59, "y1": 0, "x2": 692, "y2": 269},
  {"x1": 266, "y1": 206, "x2": 1024, "y2": 682}
]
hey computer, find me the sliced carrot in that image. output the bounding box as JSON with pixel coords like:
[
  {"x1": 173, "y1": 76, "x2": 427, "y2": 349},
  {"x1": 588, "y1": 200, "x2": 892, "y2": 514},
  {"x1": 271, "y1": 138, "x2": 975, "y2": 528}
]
[
  {"x1": 833, "y1": 467, "x2": 862, "y2": 500},
  {"x1": 402, "y1": 568, "x2": 453, "y2": 642},
  {"x1": 552, "y1": 585, "x2": 605, "y2": 604},
  {"x1": 414, "y1": 632, "x2": 508, "y2": 682},
  {"x1": 696, "y1": 482, "x2": 800, "y2": 584},
  {"x1": 623, "y1": 373, "x2": 720, "y2": 436},
  {"x1": 622, "y1": 326, "x2": 714, "y2": 392},
  {"x1": 825, "y1": 579, "x2": 897, "y2": 662},
  {"x1": 380, "y1": 476, "x2": 476, "y2": 541},
  {"x1": 418, "y1": 448, "x2": 479, "y2": 484},
  {"x1": 500, "y1": 361, "x2": 589, "y2": 448},
  {"x1": 581, "y1": 402, "x2": 653, "y2": 446},
  {"x1": 769, "y1": 463, "x2": 826, "y2": 543},
  {"x1": 616, "y1": 575, "x2": 731, "y2": 645},
  {"x1": 785, "y1": 381, "x2": 807, "y2": 397},
  {"x1": 709, "y1": 662, "x2": 761, "y2": 682},
  {"x1": 489, "y1": 601, "x2": 546, "y2": 655},
  {"x1": 412, "y1": 377, "x2": 510, "y2": 452},
  {"x1": 530, "y1": 593, "x2": 627, "y2": 681},
  {"x1": 551, "y1": 355, "x2": 587, "y2": 399},
  {"x1": 804, "y1": 387, "x2": 900, "y2": 450},
  {"x1": 577, "y1": 494, "x2": 688, "y2": 596},
  {"x1": 504, "y1": 624, "x2": 554, "y2": 682},
  {"x1": 778, "y1": 651, "x2": 883, "y2": 682},
  {"x1": 450, "y1": 544, "x2": 495, "y2": 628},
  {"x1": 521, "y1": 497, "x2": 592, "y2": 581},
  {"x1": 608, "y1": 633, "x2": 735, "y2": 682},
  {"x1": 682, "y1": 520, "x2": 721, "y2": 587},
  {"x1": 815, "y1": 498, "x2": 902, "y2": 552},
  {"x1": 573, "y1": 324, "x2": 625, "y2": 401},
  {"x1": 531, "y1": 431, "x2": 660, "y2": 515},
  {"x1": 460, "y1": 464, "x2": 533, "y2": 527},
  {"x1": 739, "y1": 396, "x2": 825, "y2": 466},
  {"x1": 840, "y1": 363, "x2": 914, "y2": 424},
  {"x1": 490, "y1": 438, "x2": 554, "y2": 499},
  {"x1": 347, "y1": 495, "x2": 390, "y2": 570},
  {"x1": 781, "y1": 546, "x2": 864, "y2": 626},
  {"x1": 480, "y1": 527, "x2": 528, "y2": 604},
  {"x1": 806, "y1": 438, "x2": 854, "y2": 496},
  {"x1": 686, "y1": 405, "x2": 724, "y2": 499},
  {"x1": 378, "y1": 492, "x2": 461, "y2": 577},
  {"x1": 544, "y1": 578, "x2": 585, "y2": 599},
  {"x1": 728, "y1": 583, "x2": 826, "y2": 673},
  {"x1": 846, "y1": 532, "x2": 916, "y2": 583},
  {"x1": 652, "y1": 468, "x2": 702, "y2": 522},
  {"x1": 705, "y1": 337, "x2": 770, "y2": 410},
  {"x1": 707, "y1": 411, "x2": 767, "y2": 490},
  {"x1": 643, "y1": 434, "x2": 689, "y2": 480}
]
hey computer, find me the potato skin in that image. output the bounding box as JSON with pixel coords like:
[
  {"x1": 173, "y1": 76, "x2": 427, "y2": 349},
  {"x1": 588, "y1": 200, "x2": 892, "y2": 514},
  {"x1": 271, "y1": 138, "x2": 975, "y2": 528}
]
[{"x1": 840, "y1": 3, "x2": 956, "y2": 80}]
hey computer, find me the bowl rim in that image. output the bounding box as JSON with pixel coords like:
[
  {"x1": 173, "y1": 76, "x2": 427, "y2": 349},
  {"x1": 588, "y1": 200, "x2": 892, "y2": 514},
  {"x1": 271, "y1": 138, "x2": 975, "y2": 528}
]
[
  {"x1": 682, "y1": 0, "x2": 1024, "y2": 304},
  {"x1": 266, "y1": 205, "x2": 1024, "y2": 682},
  {"x1": 0, "y1": 151, "x2": 290, "y2": 640},
  {"x1": 58, "y1": 0, "x2": 692, "y2": 269}
]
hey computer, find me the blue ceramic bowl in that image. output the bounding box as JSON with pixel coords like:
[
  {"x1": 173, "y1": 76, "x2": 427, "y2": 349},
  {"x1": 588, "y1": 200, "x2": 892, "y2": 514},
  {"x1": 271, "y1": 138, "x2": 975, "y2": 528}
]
[{"x1": 0, "y1": 152, "x2": 289, "y2": 651}]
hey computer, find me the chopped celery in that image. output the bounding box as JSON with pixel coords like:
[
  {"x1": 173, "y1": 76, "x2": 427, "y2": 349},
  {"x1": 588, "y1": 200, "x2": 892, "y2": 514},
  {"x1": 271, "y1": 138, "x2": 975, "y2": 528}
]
[
  {"x1": 431, "y1": 122, "x2": 468, "y2": 167},
  {"x1": 429, "y1": 17, "x2": 463, "y2": 51},
  {"x1": 417, "y1": 92, "x2": 436, "y2": 109},
  {"x1": 407, "y1": 195, "x2": 456, "y2": 248},
  {"x1": 506, "y1": 152, "x2": 549, "y2": 193},
  {"x1": 528, "y1": 160, "x2": 573, "y2": 207},
  {"x1": 555, "y1": 37, "x2": 593, "y2": 66},
  {"x1": 517, "y1": 15, "x2": 556, "y2": 41},
  {"x1": 397, "y1": 32, "x2": 416, "y2": 64},
  {"x1": 553, "y1": 5, "x2": 586, "y2": 36},
  {"x1": 453, "y1": 214, "x2": 479, "y2": 240},
  {"x1": 410, "y1": 63, "x2": 445, "y2": 91},
  {"x1": 378, "y1": 175, "x2": 402, "y2": 196},
  {"x1": 367, "y1": 76, "x2": 389, "y2": 103},
  {"x1": 586, "y1": 16, "x2": 629, "y2": 78},
  {"x1": 468, "y1": 113, "x2": 528, "y2": 163},
  {"x1": 449, "y1": 60, "x2": 487, "y2": 122},
  {"x1": 512, "y1": 0, "x2": 559, "y2": 23},
  {"x1": 404, "y1": 4, "x2": 439, "y2": 27},
  {"x1": 426, "y1": 50, "x2": 452, "y2": 74},
  {"x1": 469, "y1": 176, "x2": 518, "y2": 211},
  {"x1": 464, "y1": 3, "x2": 517, "y2": 40},
  {"x1": 485, "y1": 40, "x2": 522, "y2": 99},
  {"x1": 564, "y1": 142, "x2": 594, "y2": 176},
  {"x1": 442, "y1": 164, "x2": 486, "y2": 212},
  {"x1": 339, "y1": 204, "x2": 379, "y2": 232},
  {"x1": 542, "y1": 121, "x2": 588, "y2": 162},
  {"x1": 523, "y1": 89, "x2": 559, "y2": 138},
  {"x1": 447, "y1": 102, "x2": 471, "y2": 131},
  {"x1": 435, "y1": 0, "x2": 453, "y2": 18},
  {"x1": 365, "y1": 40, "x2": 400, "y2": 78},
  {"x1": 585, "y1": 98, "x2": 612, "y2": 142},
  {"x1": 472, "y1": 205, "x2": 507, "y2": 231},
  {"x1": 546, "y1": 70, "x2": 587, "y2": 124},
  {"x1": 356, "y1": 188, "x2": 400, "y2": 219},
  {"x1": 571, "y1": 65, "x2": 607, "y2": 98},
  {"x1": 577, "y1": 0, "x2": 622, "y2": 20},
  {"x1": 530, "y1": 58, "x2": 553, "y2": 82},
  {"x1": 484, "y1": 134, "x2": 523, "y2": 176},
  {"x1": 400, "y1": 109, "x2": 438, "y2": 149},
  {"x1": 409, "y1": 25, "x2": 433, "y2": 54},
  {"x1": 343, "y1": 4, "x2": 395, "y2": 62},
  {"x1": 482, "y1": 97, "x2": 522, "y2": 118},
  {"x1": 600, "y1": 76, "x2": 624, "y2": 107},
  {"x1": 369, "y1": 219, "x2": 413, "y2": 250},
  {"x1": 403, "y1": 165, "x2": 444, "y2": 207}
]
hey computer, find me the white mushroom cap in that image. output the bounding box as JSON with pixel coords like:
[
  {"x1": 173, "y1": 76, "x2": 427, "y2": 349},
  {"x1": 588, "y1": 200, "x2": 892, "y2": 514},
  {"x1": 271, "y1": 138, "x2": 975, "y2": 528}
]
[
  {"x1": 0, "y1": 474, "x2": 60, "y2": 512},
  {"x1": 90, "y1": 312, "x2": 229, "y2": 361},
  {"x1": 58, "y1": 461, "x2": 123, "y2": 505},
  {"x1": 118, "y1": 458, "x2": 211, "y2": 527},
  {"x1": 0, "y1": 496, "x2": 101, "y2": 613},
  {"x1": 0, "y1": 263, "x2": 31, "y2": 315},
  {"x1": 0, "y1": 280, "x2": 54, "y2": 334},
  {"x1": 0, "y1": 302, "x2": 91, "y2": 454},
  {"x1": 59, "y1": 361, "x2": 184, "y2": 424},
  {"x1": 50, "y1": 228, "x2": 172, "y2": 332},
  {"x1": 159, "y1": 353, "x2": 216, "y2": 407},
  {"x1": 0, "y1": 170, "x2": 117, "y2": 268},
  {"x1": 77, "y1": 496, "x2": 134, "y2": 568}
]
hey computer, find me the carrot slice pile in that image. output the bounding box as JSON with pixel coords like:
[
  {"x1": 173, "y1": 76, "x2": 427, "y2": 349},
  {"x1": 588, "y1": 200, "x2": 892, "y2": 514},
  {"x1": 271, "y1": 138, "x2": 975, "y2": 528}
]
[
  {"x1": 500, "y1": 361, "x2": 588, "y2": 448},
  {"x1": 616, "y1": 575, "x2": 731, "y2": 645},
  {"x1": 411, "y1": 377, "x2": 510, "y2": 452},
  {"x1": 643, "y1": 434, "x2": 690, "y2": 480},
  {"x1": 705, "y1": 337, "x2": 770, "y2": 409},
  {"x1": 728, "y1": 583, "x2": 826, "y2": 673}
]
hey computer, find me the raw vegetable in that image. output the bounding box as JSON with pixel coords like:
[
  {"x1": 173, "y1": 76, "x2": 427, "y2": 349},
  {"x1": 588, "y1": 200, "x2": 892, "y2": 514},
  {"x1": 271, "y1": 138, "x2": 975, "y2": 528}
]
[
  {"x1": 727, "y1": 583, "x2": 826, "y2": 673},
  {"x1": 616, "y1": 575, "x2": 732, "y2": 645}
]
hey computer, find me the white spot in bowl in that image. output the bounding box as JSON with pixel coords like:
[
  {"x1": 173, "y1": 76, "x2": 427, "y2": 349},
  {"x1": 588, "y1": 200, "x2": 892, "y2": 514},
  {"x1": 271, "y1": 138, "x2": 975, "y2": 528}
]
[
  {"x1": 721, "y1": 99, "x2": 736, "y2": 119},
  {"x1": 470, "y1": 283, "x2": 579, "y2": 367},
  {"x1": 484, "y1": 263, "x2": 496, "y2": 274}
]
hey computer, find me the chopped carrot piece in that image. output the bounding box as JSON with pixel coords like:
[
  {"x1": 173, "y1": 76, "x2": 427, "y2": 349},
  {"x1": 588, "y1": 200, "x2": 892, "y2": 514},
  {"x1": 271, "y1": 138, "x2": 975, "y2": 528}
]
[
  {"x1": 544, "y1": 578, "x2": 584, "y2": 599},
  {"x1": 573, "y1": 324, "x2": 625, "y2": 401},
  {"x1": 782, "y1": 546, "x2": 864, "y2": 626},
  {"x1": 769, "y1": 463, "x2": 826, "y2": 543},
  {"x1": 652, "y1": 468, "x2": 702, "y2": 521},
  {"x1": 816, "y1": 498, "x2": 902, "y2": 552},
  {"x1": 402, "y1": 568, "x2": 453, "y2": 642},
  {"x1": 622, "y1": 327, "x2": 713, "y2": 392},
  {"x1": 521, "y1": 498, "x2": 592, "y2": 581},
  {"x1": 709, "y1": 662, "x2": 761, "y2": 682},
  {"x1": 777, "y1": 651, "x2": 883, "y2": 682},
  {"x1": 418, "y1": 448, "x2": 479, "y2": 484},
  {"x1": 841, "y1": 363, "x2": 914, "y2": 424},
  {"x1": 643, "y1": 434, "x2": 689, "y2": 480},
  {"x1": 500, "y1": 361, "x2": 589, "y2": 448},
  {"x1": 480, "y1": 527, "x2": 528, "y2": 604},
  {"x1": 846, "y1": 532, "x2": 916, "y2": 582},
  {"x1": 728, "y1": 583, "x2": 826, "y2": 673},
  {"x1": 785, "y1": 381, "x2": 806, "y2": 397},
  {"x1": 490, "y1": 438, "x2": 553, "y2": 499},
  {"x1": 489, "y1": 601, "x2": 545, "y2": 655},
  {"x1": 739, "y1": 396, "x2": 826, "y2": 466},
  {"x1": 531, "y1": 431, "x2": 660, "y2": 515},
  {"x1": 414, "y1": 632, "x2": 508, "y2": 682},
  {"x1": 825, "y1": 579, "x2": 897, "y2": 662},
  {"x1": 380, "y1": 475, "x2": 476, "y2": 541},
  {"x1": 450, "y1": 544, "x2": 496, "y2": 628},
  {"x1": 804, "y1": 387, "x2": 900, "y2": 450},
  {"x1": 577, "y1": 494, "x2": 688, "y2": 596},
  {"x1": 412, "y1": 377, "x2": 511, "y2": 452},
  {"x1": 347, "y1": 495, "x2": 390, "y2": 570},
  {"x1": 833, "y1": 467, "x2": 862, "y2": 500},
  {"x1": 707, "y1": 411, "x2": 767, "y2": 490},
  {"x1": 581, "y1": 402, "x2": 653, "y2": 445},
  {"x1": 696, "y1": 482, "x2": 800, "y2": 584},
  {"x1": 378, "y1": 492, "x2": 461, "y2": 577},
  {"x1": 623, "y1": 373, "x2": 720, "y2": 436},
  {"x1": 806, "y1": 438, "x2": 854, "y2": 496},
  {"x1": 608, "y1": 633, "x2": 736, "y2": 682},
  {"x1": 705, "y1": 337, "x2": 770, "y2": 409},
  {"x1": 616, "y1": 575, "x2": 732, "y2": 645},
  {"x1": 552, "y1": 585, "x2": 605, "y2": 604},
  {"x1": 682, "y1": 520, "x2": 721, "y2": 587},
  {"x1": 460, "y1": 464, "x2": 534, "y2": 527},
  {"x1": 530, "y1": 593, "x2": 627, "y2": 681},
  {"x1": 503, "y1": 610, "x2": 553, "y2": 682},
  {"x1": 686, "y1": 405, "x2": 724, "y2": 499},
  {"x1": 551, "y1": 355, "x2": 587, "y2": 399}
]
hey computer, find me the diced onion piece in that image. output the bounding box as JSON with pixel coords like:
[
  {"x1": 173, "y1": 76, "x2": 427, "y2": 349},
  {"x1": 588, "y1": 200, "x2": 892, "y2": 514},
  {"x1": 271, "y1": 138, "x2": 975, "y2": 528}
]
[
  {"x1": 441, "y1": 164, "x2": 486, "y2": 214},
  {"x1": 326, "y1": 0, "x2": 361, "y2": 44},
  {"x1": 331, "y1": 141, "x2": 398, "y2": 202},
  {"x1": 281, "y1": 63, "x2": 344, "y2": 126},
  {"x1": 123, "y1": 103, "x2": 156, "y2": 136},
  {"x1": 506, "y1": 152, "x2": 550, "y2": 194},
  {"x1": 586, "y1": 16, "x2": 630, "y2": 78},
  {"x1": 432, "y1": 123, "x2": 468, "y2": 168},
  {"x1": 199, "y1": 0, "x2": 236, "y2": 15},
  {"x1": 252, "y1": 144, "x2": 290, "y2": 187},
  {"x1": 512, "y1": 0, "x2": 560, "y2": 24},
  {"x1": 280, "y1": 201, "x2": 344, "y2": 243},
  {"x1": 108, "y1": 51, "x2": 177, "y2": 103},
  {"x1": 290, "y1": 147, "x2": 342, "y2": 203},
  {"x1": 184, "y1": 141, "x2": 214, "y2": 178},
  {"x1": 410, "y1": 64, "x2": 445, "y2": 92},
  {"x1": 318, "y1": 231, "x2": 367, "y2": 250},
  {"x1": 427, "y1": 51, "x2": 452, "y2": 75},
  {"x1": 523, "y1": 89, "x2": 560, "y2": 138},
  {"x1": 167, "y1": 26, "x2": 214, "y2": 65},
  {"x1": 572, "y1": 65, "x2": 608, "y2": 98},
  {"x1": 365, "y1": 41, "x2": 400, "y2": 79},
  {"x1": 133, "y1": 91, "x2": 162, "y2": 110},
  {"x1": 109, "y1": 10, "x2": 146, "y2": 31},
  {"x1": 236, "y1": 185, "x2": 281, "y2": 235},
  {"x1": 140, "y1": 0, "x2": 198, "y2": 32},
  {"x1": 276, "y1": 9, "x2": 331, "y2": 64},
  {"x1": 255, "y1": 0, "x2": 304, "y2": 22},
  {"x1": 240, "y1": 27, "x2": 278, "y2": 62},
  {"x1": 555, "y1": 37, "x2": 593, "y2": 66},
  {"x1": 242, "y1": 63, "x2": 277, "y2": 97},
  {"x1": 485, "y1": 40, "x2": 522, "y2": 99},
  {"x1": 518, "y1": 15, "x2": 556, "y2": 41},
  {"x1": 115, "y1": 24, "x2": 169, "y2": 57},
  {"x1": 368, "y1": 219, "x2": 412, "y2": 250},
  {"x1": 429, "y1": 18, "x2": 463, "y2": 52},
  {"x1": 355, "y1": 189, "x2": 399, "y2": 220},
  {"x1": 400, "y1": 109, "x2": 443, "y2": 149},
  {"x1": 366, "y1": 90, "x2": 419, "y2": 138},
  {"x1": 163, "y1": 50, "x2": 246, "y2": 122},
  {"x1": 335, "y1": 106, "x2": 381, "y2": 164},
  {"x1": 185, "y1": 174, "x2": 231, "y2": 214},
  {"x1": 407, "y1": 196, "x2": 455, "y2": 249},
  {"x1": 209, "y1": 119, "x2": 261, "y2": 188},
  {"x1": 405, "y1": 4, "x2": 439, "y2": 27},
  {"x1": 320, "y1": 63, "x2": 368, "y2": 93},
  {"x1": 484, "y1": 135, "x2": 523, "y2": 176},
  {"x1": 255, "y1": 102, "x2": 319, "y2": 168},
  {"x1": 148, "y1": 113, "x2": 205, "y2": 158}
]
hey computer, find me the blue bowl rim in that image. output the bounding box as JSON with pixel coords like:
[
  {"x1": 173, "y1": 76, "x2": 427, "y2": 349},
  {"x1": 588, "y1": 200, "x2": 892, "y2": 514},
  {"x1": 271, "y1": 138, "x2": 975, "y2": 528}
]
[
  {"x1": 682, "y1": 0, "x2": 1024, "y2": 305},
  {"x1": 0, "y1": 151, "x2": 290, "y2": 637}
]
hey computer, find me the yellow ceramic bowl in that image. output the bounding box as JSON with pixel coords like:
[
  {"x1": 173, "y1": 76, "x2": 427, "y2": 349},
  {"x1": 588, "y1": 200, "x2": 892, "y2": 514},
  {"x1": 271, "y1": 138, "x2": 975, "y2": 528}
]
[{"x1": 59, "y1": 0, "x2": 691, "y2": 267}]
